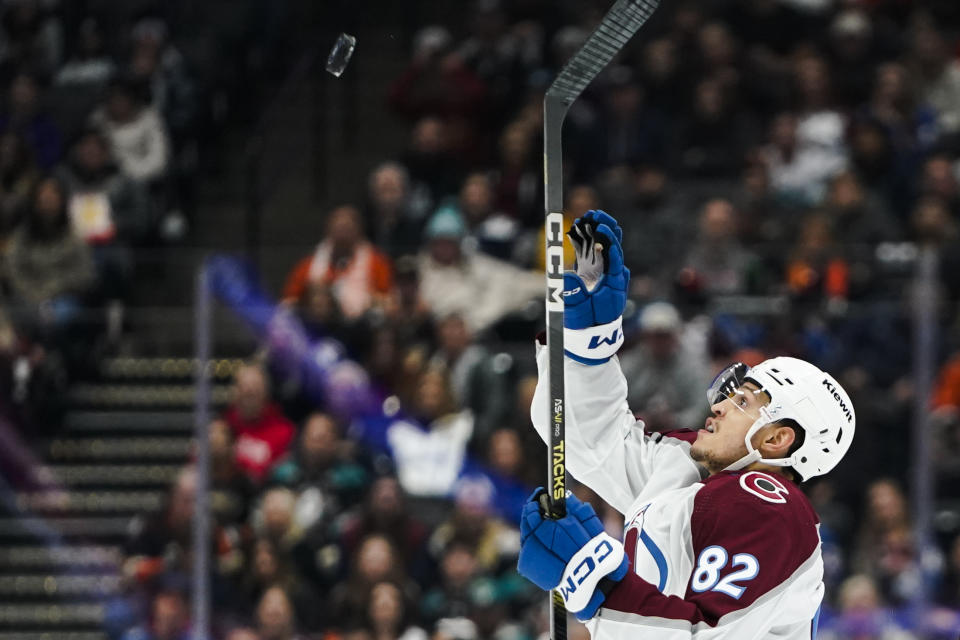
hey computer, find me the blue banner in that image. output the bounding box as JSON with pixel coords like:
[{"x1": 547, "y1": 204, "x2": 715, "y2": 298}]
[{"x1": 205, "y1": 255, "x2": 530, "y2": 520}]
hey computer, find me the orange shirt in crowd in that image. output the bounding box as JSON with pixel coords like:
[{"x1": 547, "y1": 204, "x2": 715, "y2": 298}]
[
  {"x1": 283, "y1": 243, "x2": 394, "y2": 307},
  {"x1": 933, "y1": 354, "x2": 960, "y2": 409}
]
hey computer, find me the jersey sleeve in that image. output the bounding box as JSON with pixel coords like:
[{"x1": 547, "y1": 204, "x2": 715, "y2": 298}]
[
  {"x1": 597, "y1": 473, "x2": 823, "y2": 639},
  {"x1": 530, "y1": 340, "x2": 703, "y2": 514}
]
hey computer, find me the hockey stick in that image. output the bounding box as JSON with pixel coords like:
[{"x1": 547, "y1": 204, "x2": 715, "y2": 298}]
[{"x1": 543, "y1": 1, "x2": 660, "y2": 636}]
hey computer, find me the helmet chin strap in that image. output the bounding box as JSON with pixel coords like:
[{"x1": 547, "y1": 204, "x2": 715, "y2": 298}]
[{"x1": 722, "y1": 414, "x2": 795, "y2": 473}]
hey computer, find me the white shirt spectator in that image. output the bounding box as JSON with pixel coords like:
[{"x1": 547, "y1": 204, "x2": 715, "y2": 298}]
[{"x1": 90, "y1": 106, "x2": 170, "y2": 183}]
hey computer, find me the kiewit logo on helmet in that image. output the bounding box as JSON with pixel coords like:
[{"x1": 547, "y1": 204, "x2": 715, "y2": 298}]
[{"x1": 822, "y1": 379, "x2": 853, "y2": 423}]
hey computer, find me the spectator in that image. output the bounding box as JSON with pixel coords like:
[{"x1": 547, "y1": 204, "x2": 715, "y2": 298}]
[
  {"x1": 569, "y1": 66, "x2": 667, "y2": 181},
  {"x1": 818, "y1": 574, "x2": 917, "y2": 640},
  {"x1": 124, "y1": 467, "x2": 233, "y2": 587},
  {"x1": 491, "y1": 120, "x2": 539, "y2": 225},
  {"x1": 388, "y1": 26, "x2": 487, "y2": 123},
  {"x1": 387, "y1": 366, "x2": 473, "y2": 497},
  {"x1": 0, "y1": 72, "x2": 61, "y2": 170},
  {"x1": 52, "y1": 17, "x2": 115, "y2": 138},
  {"x1": 57, "y1": 128, "x2": 150, "y2": 306},
  {"x1": 222, "y1": 363, "x2": 296, "y2": 484},
  {"x1": 428, "y1": 476, "x2": 519, "y2": 575},
  {"x1": 90, "y1": 76, "x2": 170, "y2": 185},
  {"x1": 934, "y1": 352, "x2": 960, "y2": 413},
  {"x1": 399, "y1": 116, "x2": 463, "y2": 218},
  {"x1": 610, "y1": 164, "x2": 695, "y2": 295},
  {"x1": 59, "y1": 124, "x2": 151, "y2": 245},
  {"x1": 337, "y1": 475, "x2": 430, "y2": 582},
  {"x1": 382, "y1": 256, "x2": 433, "y2": 348},
  {"x1": 909, "y1": 19, "x2": 960, "y2": 136},
  {"x1": 270, "y1": 412, "x2": 370, "y2": 529},
  {"x1": 919, "y1": 154, "x2": 960, "y2": 215},
  {"x1": 54, "y1": 17, "x2": 114, "y2": 88},
  {"x1": 784, "y1": 212, "x2": 849, "y2": 307},
  {"x1": 282, "y1": 205, "x2": 394, "y2": 320},
  {"x1": 826, "y1": 10, "x2": 878, "y2": 110},
  {"x1": 619, "y1": 301, "x2": 711, "y2": 431},
  {"x1": 675, "y1": 198, "x2": 763, "y2": 298},
  {"x1": 733, "y1": 157, "x2": 795, "y2": 274},
  {"x1": 241, "y1": 538, "x2": 322, "y2": 632},
  {"x1": 365, "y1": 162, "x2": 425, "y2": 258},
  {"x1": 255, "y1": 586, "x2": 310, "y2": 640},
  {"x1": 862, "y1": 62, "x2": 939, "y2": 181},
  {"x1": 673, "y1": 76, "x2": 756, "y2": 179},
  {"x1": 697, "y1": 22, "x2": 740, "y2": 88},
  {"x1": 486, "y1": 428, "x2": 526, "y2": 485},
  {"x1": 459, "y1": 171, "x2": 520, "y2": 261},
  {"x1": 331, "y1": 533, "x2": 415, "y2": 630},
  {"x1": 822, "y1": 170, "x2": 899, "y2": 299},
  {"x1": 127, "y1": 17, "x2": 197, "y2": 234},
  {"x1": 908, "y1": 195, "x2": 960, "y2": 302},
  {"x1": 420, "y1": 540, "x2": 486, "y2": 630},
  {"x1": 0, "y1": 131, "x2": 36, "y2": 261},
  {"x1": 363, "y1": 581, "x2": 428, "y2": 640},
  {"x1": 937, "y1": 535, "x2": 960, "y2": 607},
  {"x1": 761, "y1": 111, "x2": 846, "y2": 208},
  {"x1": 121, "y1": 590, "x2": 191, "y2": 640},
  {"x1": 0, "y1": 0, "x2": 61, "y2": 77},
  {"x1": 208, "y1": 418, "x2": 256, "y2": 530},
  {"x1": 127, "y1": 18, "x2": 197, "y2": 146},
  {"x1": 429, "y1": 313, "x2": 512, "y2": 446},
  {"x1": 847, "y1": 117, "x2": 903, "y2": 208},
  {"x1": 416, "y1": 206, "x2": 541, "y2": 332},
  {"x1": 852, "y1": 479, "x2": 911, "y2": 581},
  {"x1": 6, "y1": 175, "x2": 94, "y2": 350},
  {"x1": 253, "y1": 488, "x2": 305, "y2": 557}
]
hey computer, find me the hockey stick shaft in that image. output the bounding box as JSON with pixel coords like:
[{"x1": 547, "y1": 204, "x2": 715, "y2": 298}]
[{"x1": 543, "y1": 1, "x2": 660, "y2": 637}]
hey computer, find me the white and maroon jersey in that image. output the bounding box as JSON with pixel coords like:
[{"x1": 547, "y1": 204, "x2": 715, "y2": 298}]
[{"x1": 531, "y1": 343, "x2": 824, "y2": 639}]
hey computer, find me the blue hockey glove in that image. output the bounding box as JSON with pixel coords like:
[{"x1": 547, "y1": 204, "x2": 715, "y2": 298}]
[
  {"x1": 517, "y1": 488, "x2": 628, "y2": 620},
  {"x1": 563, "y1": 210, "x2": 630, "y2": 365}
]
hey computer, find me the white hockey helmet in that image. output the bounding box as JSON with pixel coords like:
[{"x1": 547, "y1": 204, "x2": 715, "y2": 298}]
[{"x1": 707, "y1": 357, "x2": 855, "y2": 481}]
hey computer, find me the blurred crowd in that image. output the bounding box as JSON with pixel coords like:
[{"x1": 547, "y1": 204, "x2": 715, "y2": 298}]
[
  {"x1": 6, "y1": 0, "x2": 960, "y2": 638},
  {"x1": 0, "y1": 0, "x2": 214, "y2": 430}
]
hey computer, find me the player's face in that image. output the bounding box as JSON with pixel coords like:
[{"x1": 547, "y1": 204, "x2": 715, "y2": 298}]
[{"x1": 690, "y1": 381, "x2": 769, "y2": 473}]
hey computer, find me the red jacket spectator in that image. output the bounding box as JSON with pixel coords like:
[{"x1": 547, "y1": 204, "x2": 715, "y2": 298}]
[{"x1": 223, "y1": 364, "x2": 295, "y2": 483}]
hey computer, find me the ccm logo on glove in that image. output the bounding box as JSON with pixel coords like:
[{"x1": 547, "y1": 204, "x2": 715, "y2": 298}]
[{"x1": 559, "y1": 532, "x2": 624, "y2": 611}]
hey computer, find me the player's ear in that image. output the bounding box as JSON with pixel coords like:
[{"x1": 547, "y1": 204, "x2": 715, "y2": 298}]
[{"x1": 761, "y1": 425, "x2": 795, "y2": 456}]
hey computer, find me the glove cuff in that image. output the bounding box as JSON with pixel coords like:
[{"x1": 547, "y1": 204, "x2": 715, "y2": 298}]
[
  {"x1": 564, "y1": 316, "x2": 623, "y2": 365},
  {"x1": 556, "y1": 531, "x2": 626, "y2": 612}
]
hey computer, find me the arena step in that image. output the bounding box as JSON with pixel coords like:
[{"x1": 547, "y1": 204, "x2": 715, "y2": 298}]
[
  {"x1": 0, "y1": 574, "x2": 121, "y2": 598},
  {"x1": 67, "y1": 384, "x2": 231, "y2": 409},
  {"x1": 15, "y1": 491, "x2": 165, "y2": 515},
  {"x1": 46, "y1": 437, "x2": 192, "y2": 461},
  {"x1": 0, "y1": 517, "x2": 131, "y2": 540},
  {"x1": 64, "y1": 411, "x2": 196, "y2": 432},
  {"x1": 0, "y1": 632, "x2": 105, "y2": 640},
  {"x1": 0, "y1": 546, "x2": 122, "y2": 570},
  {"x1": 40, "y1": 464, "x2": 183, "y2": 487},
  {"x1": 99, "y1": 357, "x2": 243, "y2": 381},
  {"x1": 0, "y1": 603, "x2": 104, "y2": 626}
]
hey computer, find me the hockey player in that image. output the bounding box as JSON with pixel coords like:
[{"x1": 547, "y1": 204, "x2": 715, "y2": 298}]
[{"x1": 517, "y1": 211, "x2": 855, "y2": 638}]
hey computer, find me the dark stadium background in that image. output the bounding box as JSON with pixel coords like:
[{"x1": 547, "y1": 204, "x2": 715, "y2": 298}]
[{"x1": 1, "y1": 0, "x2": 960, "y2": 638}]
